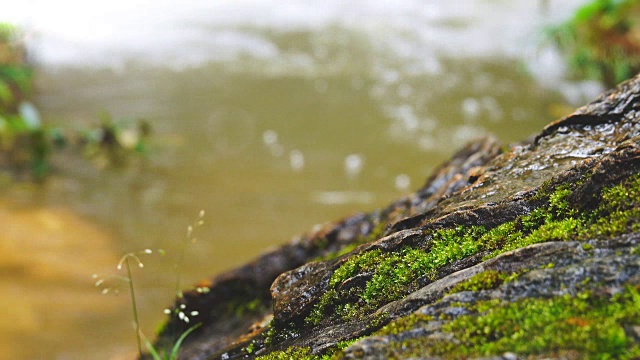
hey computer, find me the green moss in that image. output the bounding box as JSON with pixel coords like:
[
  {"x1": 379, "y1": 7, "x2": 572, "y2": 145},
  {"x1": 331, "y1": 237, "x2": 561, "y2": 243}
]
[
  {"x1": 319, "y1": 221, "x2": 389, "y2": 262},
  {"x1": 303, "y1": 172, "x2": 640, "y2": 348},
  {"x1": 254, "y1": 343, "x2": 351, "y2": 360},
  {"x1": 262, "y1": 320, "x2": 300, "y2": 348},
  {"x1": 219, "y1": 296, "x2": 265, "y2": 321},
  {"x1": 363, "y1": 227, "x2": 481, "y2": 306},
  {"x1": 309, "y1": 226, "x2": 485, "y2": 324},
  {"x1": 384, "y1": 287, "x2": 639, "y2": 359},
  {"x1": 581, "y1": 242, "x2": 594, "y2": 251},
  {"x1": 448, "y1": 270, "x2": 520, "y2": 294},
  {"x1": 487, "y1": 217, "x2": 582, "y2": 258},
  {"x1": 548, "y1": 0, "x2": 640, "y2": 86},
  {"x1": 375, "y1": 313, "x2": 433, "y2": 336},
  {"x1": 244, "y1": 342, "x2": 255, "y2": 354},
  {"x1": 583, "y1": 174, "x2": 640, "y2": 238},
  {"x1": 438, "y1": 286, "x2": 640, "y2": 358},
  {"x1": 306, "y1": 289, "x2": 338, "y2": 326},
  {"x1": 254, "y1": 346, "x2": 326, "y2": 360},
  {"x1": 330, "y1": 249, "x2": 382, "y2": 287}
]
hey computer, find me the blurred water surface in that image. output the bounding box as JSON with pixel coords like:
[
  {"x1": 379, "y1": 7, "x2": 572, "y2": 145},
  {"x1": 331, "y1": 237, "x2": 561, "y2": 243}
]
[{"x1": 1, "y1": 1, "x2": 601, "y2": 358}]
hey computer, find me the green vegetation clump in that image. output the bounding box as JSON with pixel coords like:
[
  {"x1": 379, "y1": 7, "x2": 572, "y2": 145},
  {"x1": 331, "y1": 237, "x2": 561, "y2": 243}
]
[
  {"x1": 407, "y1": 286, "x2": 638, "y2": 359},
  {"x1": 382, "y1": 286, "x2": 640, "y2": 359},
  {"x1": 255, "y1": 346, "x2": 327, "y2": 360},
  {"x1": 448, "y1": 270, "x2": 520, "y2": 294},
  {"x1": 0, "y1": 23, "x2": 47, "y2": 178},
  {"x1": 305, "y1": 172, "x2": 640, "y2": 328},
  {"x1": 254, "y1": 337, "x2": 364, "y2": 360},
  {"x1": 0, "y1": 23, "x2": 150, "y2": 179},
  {"x1": 550, "y1": 0, "x2": 640, "y2": 86},
  {"x1": 224, "y1": 297, "x2": 263, "y2": 319},
  {"x1": 375, "y1": 313, "x2": 433, "y2": 336}
]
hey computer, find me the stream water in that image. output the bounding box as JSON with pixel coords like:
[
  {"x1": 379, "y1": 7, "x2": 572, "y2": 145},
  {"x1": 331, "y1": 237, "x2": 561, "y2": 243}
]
[{"x1": 1, "y1": 1, "x2": 600, "y2": 359}]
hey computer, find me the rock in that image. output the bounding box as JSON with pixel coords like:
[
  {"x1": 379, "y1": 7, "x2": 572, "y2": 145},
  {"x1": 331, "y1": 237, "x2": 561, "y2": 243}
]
[{"x1": 154, "y1": 74, "x2": 640, "y2": 359}]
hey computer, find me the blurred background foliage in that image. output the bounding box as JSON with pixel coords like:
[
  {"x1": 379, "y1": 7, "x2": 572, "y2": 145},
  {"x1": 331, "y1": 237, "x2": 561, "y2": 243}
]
[
  {"x1": 2, "y1": 0, "x2": 640, "y2": 180},
  {"x1": 0, "y1": 23, "x2": 149, "y2": 180},
  {"x1": 550, "y1": 0, "x2": 640, "y2": 87}
]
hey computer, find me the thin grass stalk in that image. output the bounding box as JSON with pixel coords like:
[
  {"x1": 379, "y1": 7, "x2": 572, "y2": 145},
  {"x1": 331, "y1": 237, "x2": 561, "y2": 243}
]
[
  {"x1": 126, "y1": 257, "x2": 143, "y2": 358},
  {"x1": 174, "y1": 225, "x2": 191, "y2": 299}
]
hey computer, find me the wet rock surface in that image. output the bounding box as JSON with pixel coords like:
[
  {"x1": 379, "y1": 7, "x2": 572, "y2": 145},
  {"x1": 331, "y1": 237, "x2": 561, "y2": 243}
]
[{"x1": 154, "y1": 75, "x2": 640, "y2": 359}]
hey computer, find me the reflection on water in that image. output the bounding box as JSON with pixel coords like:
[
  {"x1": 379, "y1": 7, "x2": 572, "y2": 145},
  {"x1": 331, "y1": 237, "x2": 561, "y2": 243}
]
[{"x1": 1, "y1": 0, "x2": 602, "y2": 358}]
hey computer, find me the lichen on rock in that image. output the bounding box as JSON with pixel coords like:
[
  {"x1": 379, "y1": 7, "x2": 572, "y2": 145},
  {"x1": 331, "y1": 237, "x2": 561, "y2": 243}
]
[{"x1": 152, "y1": 74, "x2": 640, "y2": 360}]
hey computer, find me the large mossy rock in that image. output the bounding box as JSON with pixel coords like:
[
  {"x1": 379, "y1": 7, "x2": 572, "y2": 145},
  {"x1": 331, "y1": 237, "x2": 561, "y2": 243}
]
[{"x1": 155, "y1": 75, "x2": 640, "y2": 360}]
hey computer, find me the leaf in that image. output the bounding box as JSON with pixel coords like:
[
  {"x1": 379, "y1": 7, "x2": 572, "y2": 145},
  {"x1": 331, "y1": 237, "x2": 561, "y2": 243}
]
[
  {"x1": 169, "y1": 323, "x2": 202, "y2": 360},
  {"x1": 574, "y1": 1, "x2": 606, "y2": 22},
  {"x1": 140, "y1": 331, "x2": 164, "y2": 360}
]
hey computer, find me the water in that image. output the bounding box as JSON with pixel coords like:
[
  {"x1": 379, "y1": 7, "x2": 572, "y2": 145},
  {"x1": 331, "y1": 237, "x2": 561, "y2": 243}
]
[{"x1": 0, "y1": 1, "x2": 601, "y2": 359}]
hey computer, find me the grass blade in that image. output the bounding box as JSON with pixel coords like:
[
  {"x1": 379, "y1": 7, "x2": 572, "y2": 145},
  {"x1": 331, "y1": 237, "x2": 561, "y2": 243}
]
[{"x1": 170, "y1": 323, "x2": 202, "y2": 360}]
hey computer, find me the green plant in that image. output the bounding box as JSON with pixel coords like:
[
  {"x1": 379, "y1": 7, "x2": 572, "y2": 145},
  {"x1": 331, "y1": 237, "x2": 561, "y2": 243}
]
[
  {"x1": 305, "y1": 172, "x2": 640, "y2": 331},
  {"x1": 438, "y1": 286, "x2": 640, "y2": 357},
  {"x1": 79, "y1": 111, "x2": 151, "y2": 166},
  {"x1": 548, "y1": 0, "x2": 640, "y2": 86},
  {"x1": 141, "y1": 323, "x2": 202, "y2": 360},
  {"x1": 0, "y1": 23, "x2": 152, "y2": 179},
  {"x1": 93, "y1": 210, "x2": 206, "y2": 358},
  {"x1": 93, "y1": 249, "x2": 165, "y2": 358},
  {"x1": 448, "y1": 270, "x2": 521, "y2": 294}
]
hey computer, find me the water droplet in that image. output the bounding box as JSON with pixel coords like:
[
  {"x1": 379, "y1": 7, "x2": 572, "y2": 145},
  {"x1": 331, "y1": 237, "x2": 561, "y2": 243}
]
[
  {"x1": 344, "y1": 154, "x2": 364, "y2": 178},
  {"x1": 462, "y1": 97, "x2": 480, "y2": 120},
  {"x1": 395, "y1": 174, "x2": 411, "y2": 190},
  {"x1": 262, "y1": 130, "x2": 278, "y2": 146},
  {"x1": 289, "y1": 150, "x2": 305, "y2": 171}
]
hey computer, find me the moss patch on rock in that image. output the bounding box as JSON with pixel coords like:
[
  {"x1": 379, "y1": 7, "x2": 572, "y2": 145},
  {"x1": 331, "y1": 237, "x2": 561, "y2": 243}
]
[
  {"x1": 447, "y1": 270, "x2": 521, "y2": 294},
  {"x1": 380, "y1": 285, "x2": 640, "y2": 359},
  {"x1": 305, "y1": 171, "x2": 640, "y2": 330}
]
